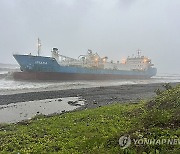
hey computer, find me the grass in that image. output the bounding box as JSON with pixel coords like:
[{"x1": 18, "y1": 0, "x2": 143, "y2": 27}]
[{"x1": 0, "y1": 84, "x2": 179, "y2": 153}]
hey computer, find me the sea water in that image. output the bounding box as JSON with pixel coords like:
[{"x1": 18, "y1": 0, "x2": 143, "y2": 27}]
[{"x1": 0, "y1": 97, "x2": 84, "y2": 123}]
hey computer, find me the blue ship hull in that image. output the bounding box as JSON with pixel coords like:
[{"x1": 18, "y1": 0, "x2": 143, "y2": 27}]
[{"x1": 13, "y1": 54, "x2": 157, "y2": 80}]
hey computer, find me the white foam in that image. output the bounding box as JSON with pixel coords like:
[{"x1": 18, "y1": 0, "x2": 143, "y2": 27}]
[{"x1": 0, "y1": 73, "x2": 179, "y2": 95}]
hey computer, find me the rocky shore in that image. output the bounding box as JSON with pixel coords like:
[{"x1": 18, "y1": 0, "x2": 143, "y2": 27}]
[{"x1": 0, "y1": 82, "x2": 179, "y2": 110}]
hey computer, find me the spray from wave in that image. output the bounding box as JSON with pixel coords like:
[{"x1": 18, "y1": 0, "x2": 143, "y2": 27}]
[
  {"x1": 0, "y1": 64, "x2": 19, "y2": 80},
  {"x1": 0, "y1": 72, "x2": 13, "y2": 80}
]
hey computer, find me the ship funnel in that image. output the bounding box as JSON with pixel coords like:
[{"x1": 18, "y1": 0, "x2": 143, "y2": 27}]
[{"x1": 53, "y1": 48, "x2": 58, "y2": 52}]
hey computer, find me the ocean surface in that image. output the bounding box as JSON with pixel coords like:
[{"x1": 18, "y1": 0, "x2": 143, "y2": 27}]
[{"x1": 0, "y1": 64, "x2": 180, "y2": 95}]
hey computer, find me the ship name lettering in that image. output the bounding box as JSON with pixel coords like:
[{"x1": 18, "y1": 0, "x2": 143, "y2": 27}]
[{"x1": 35, "y1": 61, "x2": 48, "y2": 65}]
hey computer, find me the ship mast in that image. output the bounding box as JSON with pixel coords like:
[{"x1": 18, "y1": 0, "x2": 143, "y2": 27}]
[
  {"x1": 137, "y1": 49, "x2": 141, "y2": 58},
  {"x1": 37, "y1": 38, "x2": 41, "y2": 56}
]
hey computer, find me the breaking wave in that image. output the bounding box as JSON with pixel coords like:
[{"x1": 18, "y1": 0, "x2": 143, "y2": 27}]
[
  {"x1": 0, "y1": 71, "x2": 13, "y2": 79},
  {"x1": 0, "y1": 64, "x2": 19, "y2": 80}
]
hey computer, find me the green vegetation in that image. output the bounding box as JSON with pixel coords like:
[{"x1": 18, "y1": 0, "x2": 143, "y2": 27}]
[{"x1": 0, "y1": 84, "x2": 180, "y2": 153}]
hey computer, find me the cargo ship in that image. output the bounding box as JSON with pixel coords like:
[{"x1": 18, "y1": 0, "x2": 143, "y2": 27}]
[{"x1": 13, "y1": 40, "x2": 157, "y2": 80}]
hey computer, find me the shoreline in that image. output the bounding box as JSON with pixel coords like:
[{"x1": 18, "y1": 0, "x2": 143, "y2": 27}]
[
  {"x1": 1, "y1": 85, "x2": 179, "y2": 153},
  {"x1": 1, "y1": 82, "x2": 179, "y2": 110}
]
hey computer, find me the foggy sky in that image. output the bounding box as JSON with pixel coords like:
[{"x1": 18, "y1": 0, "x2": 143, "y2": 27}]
[{"x1": 0, "y1": 0, "x2": 180, "y2": 74}]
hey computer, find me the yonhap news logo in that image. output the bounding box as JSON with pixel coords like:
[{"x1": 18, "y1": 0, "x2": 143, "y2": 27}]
[
  {"x1": 119, "y1": 135, "x2": 131, "y2": 149},
  {"x1": 119, "y1": 135, "x2": 180, "y2": 149}
]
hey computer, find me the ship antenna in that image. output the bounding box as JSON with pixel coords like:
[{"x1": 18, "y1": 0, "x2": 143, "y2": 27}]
[{"x1": 37, "y1": 38, "x2": 41, "y2": 56}]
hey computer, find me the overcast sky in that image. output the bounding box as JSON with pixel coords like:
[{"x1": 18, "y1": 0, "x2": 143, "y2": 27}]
[{"x1": 0, "y1": 0, "x2": 180, "y2": 74}]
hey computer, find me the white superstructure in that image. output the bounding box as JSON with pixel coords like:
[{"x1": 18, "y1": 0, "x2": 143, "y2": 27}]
[{"x1": 51, "y1": 48, "x2": 154, "y2": 71}]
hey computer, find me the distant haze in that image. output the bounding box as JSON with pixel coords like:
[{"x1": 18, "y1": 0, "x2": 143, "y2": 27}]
[{"x1": 0, "y1": 0, "x2": 180, "y2": 74}]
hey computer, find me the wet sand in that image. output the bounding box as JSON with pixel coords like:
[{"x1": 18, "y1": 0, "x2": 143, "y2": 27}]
[
  {"x1": 0, "y1": 97, "x2": 84, "y2": 123},
  {"x1": 0, "y1": 82, "x2": 179, "y2": 111}
]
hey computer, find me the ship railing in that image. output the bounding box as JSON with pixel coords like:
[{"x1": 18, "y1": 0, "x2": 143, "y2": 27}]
[
  {"x1": 59, "y1": 54, "x2": 79, "y2": 62},
  {"x1": 60, "y1": 61, "x2": 83, "y2": 66}
]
